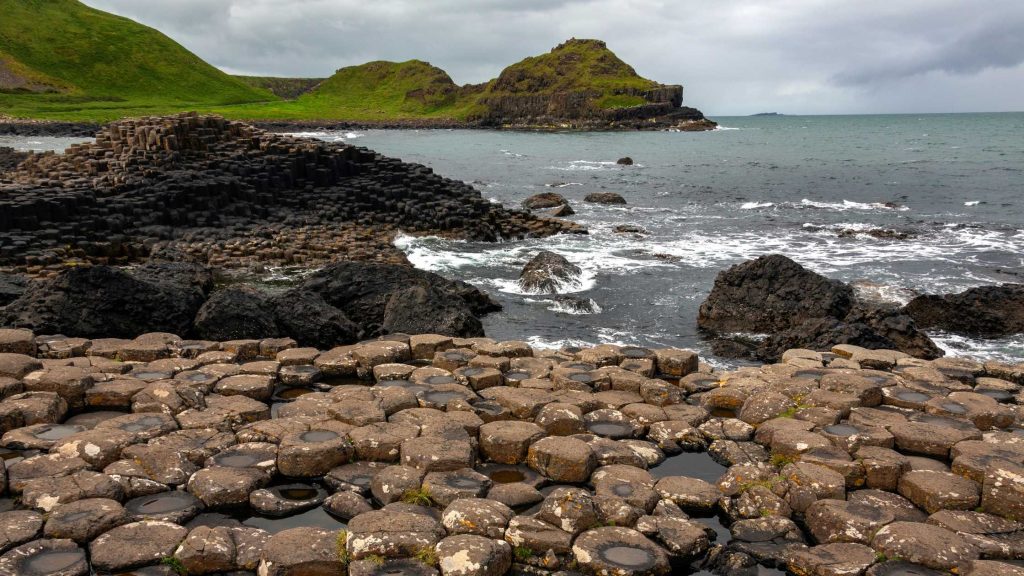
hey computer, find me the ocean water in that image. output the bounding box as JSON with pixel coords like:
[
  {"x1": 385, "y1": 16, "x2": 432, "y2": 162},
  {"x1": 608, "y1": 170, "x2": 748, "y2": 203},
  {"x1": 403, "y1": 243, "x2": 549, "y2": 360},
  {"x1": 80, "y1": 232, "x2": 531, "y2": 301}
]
[{"x1": 4, "y1": 113, "x2": 1023, "y2": 362}]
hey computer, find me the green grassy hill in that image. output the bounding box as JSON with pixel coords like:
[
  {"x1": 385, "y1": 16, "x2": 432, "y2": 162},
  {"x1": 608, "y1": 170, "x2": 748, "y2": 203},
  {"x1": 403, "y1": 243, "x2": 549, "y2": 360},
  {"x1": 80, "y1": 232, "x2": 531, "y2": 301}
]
[
  {"x1": 0, "y1": 0, "x2": 273, "y2": 120},
  {"x1": 479, "y1": 38, "x2": 661, "y2": 109},
  {"x1": 215, "y1": 60, "x2": 483, "y2": 121},
  {"x1": 0, "y1": 1, "x2": 689, "y2": 125},
  {"x1": 212, "y1": 41, "x2": 673, "y2": 122}
]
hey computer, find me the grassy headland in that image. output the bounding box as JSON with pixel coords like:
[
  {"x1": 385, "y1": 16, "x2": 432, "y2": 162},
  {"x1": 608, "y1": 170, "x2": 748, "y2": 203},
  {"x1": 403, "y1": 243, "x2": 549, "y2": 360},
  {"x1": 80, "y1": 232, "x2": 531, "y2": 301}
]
[{"x1": 0, "y1": 1, "x2": 703, "y2": 127}]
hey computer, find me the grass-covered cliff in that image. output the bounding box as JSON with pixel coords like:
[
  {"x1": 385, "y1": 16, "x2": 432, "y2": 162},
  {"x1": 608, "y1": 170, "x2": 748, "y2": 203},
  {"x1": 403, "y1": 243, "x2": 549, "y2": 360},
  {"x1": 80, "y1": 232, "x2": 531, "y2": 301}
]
[
  {"x1": 0, "y1": 0, "x2": 273, "y2": 120},
  {"x1": 0, "y1": 1, "x2": 710, "y2": 128}
]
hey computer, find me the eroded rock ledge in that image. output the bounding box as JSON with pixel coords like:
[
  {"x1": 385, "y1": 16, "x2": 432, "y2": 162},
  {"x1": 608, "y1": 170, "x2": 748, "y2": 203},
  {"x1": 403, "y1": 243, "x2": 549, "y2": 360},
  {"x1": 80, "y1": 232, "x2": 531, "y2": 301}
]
[
  {"x1": 0, "y1": 113, "x2": 582, "y2": 277},
  {"x1": 0, "y1": 328, "x2": 1021, "y2": 576}
]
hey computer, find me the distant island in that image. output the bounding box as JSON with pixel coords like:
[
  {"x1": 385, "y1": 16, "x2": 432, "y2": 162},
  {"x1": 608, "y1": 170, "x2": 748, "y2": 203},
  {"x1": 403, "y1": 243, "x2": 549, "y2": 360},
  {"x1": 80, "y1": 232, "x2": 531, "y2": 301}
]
[
  {"x1": 0, "y1": 0, "x2": 714, "y2": 131},
  {"x1": 751, "y1": 112, "x2": 784, "y2": 116}
]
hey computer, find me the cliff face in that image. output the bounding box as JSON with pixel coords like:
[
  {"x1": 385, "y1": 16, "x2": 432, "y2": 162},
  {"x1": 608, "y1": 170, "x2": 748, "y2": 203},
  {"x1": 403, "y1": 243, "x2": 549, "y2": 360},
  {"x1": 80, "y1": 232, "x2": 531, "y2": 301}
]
[{"x1": 471, "y1": 39, "x2": 713, "y2": 130}]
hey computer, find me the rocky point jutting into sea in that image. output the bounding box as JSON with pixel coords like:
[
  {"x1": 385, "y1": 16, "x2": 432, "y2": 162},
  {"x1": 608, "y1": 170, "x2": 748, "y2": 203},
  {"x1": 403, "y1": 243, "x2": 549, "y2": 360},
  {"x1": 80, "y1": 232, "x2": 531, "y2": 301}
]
[
  {"x1": 1, "y1": 114, "x2": 1023, "y2": 576},
  {"x1": 0, "y1": 113, "x2": 581, "y2": 276}
]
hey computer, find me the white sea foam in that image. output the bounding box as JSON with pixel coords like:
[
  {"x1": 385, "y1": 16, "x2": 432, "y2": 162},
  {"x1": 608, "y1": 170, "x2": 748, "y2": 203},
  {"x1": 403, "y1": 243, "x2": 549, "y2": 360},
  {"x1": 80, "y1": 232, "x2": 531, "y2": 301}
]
[
  {"x1": 525, "y1": 336, "x2": 596, "y2": 350},
  {"x1": 714, "y1": 126, "x2": 742, "y2": 131},
  {"x1": 931, "y1": 332, "x2": 1024, "y2": 363},
  {"x1": 549, "y1": 160, "x2": 619, "y2": 171},
  {"x1": 799, "y1": 199, "x2": 910, "y2": 212},
  {"x1": 964, "y1": 201, "x2": 981, "y2": 206},
  {"x1": 525, "y1": 297, "x2": 604, "y2": 315},
  {"x1": 740, "y1": 202, "x2": 774, "y2": 210}
]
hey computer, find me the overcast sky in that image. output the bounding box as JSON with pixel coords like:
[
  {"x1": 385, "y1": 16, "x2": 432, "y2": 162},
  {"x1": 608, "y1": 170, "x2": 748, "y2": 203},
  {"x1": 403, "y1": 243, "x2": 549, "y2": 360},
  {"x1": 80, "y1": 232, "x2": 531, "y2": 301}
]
[{"x1": 83, "y1": 0, "x2": 1024, "y2": 116}]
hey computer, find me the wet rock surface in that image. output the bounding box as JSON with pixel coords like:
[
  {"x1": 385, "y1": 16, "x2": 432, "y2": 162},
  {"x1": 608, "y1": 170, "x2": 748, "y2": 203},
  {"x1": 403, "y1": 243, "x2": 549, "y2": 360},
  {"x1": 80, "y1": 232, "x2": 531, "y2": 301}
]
[{"x1": 0, "y1": 330, "x2": 1018, "y2": 575}]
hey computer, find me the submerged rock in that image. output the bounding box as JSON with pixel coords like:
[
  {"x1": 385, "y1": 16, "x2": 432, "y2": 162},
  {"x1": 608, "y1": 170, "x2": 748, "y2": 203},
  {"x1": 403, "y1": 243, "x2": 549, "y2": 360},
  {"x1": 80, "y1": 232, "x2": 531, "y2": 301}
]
[
  {"x1": 518, "y1": 251, "x2": 582, "y2": 294},
  {"x1": 523, "y1": 192, "x2": 570, "y2": 210},
  {"x1": 584, "y1": 192, "x2": 627, "y2": 205}
]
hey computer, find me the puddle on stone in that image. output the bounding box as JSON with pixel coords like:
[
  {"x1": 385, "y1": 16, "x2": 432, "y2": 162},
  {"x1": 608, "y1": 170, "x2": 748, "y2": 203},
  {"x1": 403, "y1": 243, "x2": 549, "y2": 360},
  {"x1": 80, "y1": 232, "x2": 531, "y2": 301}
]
[
  {"x1": 125, "y1": 491, "x2": 200, "y2": 522},
  {"x1": 710, "y1": 407, "x2": 737, "y2": 419},
  {"x1": 600, "y1": 545, "x2": 655, "y2": 569},
  {"x1": 299, "y1": 430, "x2": 339, "y2": 443},
  {"x1": 587, "y1": 421, "x2": 634, "y2": 438},
  {"x1": 120, "y1": 415, "x2": 167, "y2": 432},
  {"x1": 569, "y1": 372, "x2": 595, "y2": 384},
  {"x1": 651, "y1": 451, "x2": 727, "y2": 483},
  {"x1": 792, "y1": 369, "x2": 827, "y2": 381},
  {"x1": 445, "y1": 474, "x2": 485, "y2": 490},
  {"x1": 273, "y1": 386, "x2": 313, "y2": 401},
  {"x1": 504, "y1": 371, "x2": 531, "y2": 382},
  {"x1": 976, "y1": 389, "x2": 1014, "y2": 402},
  {"x1": 63, "y1": 411, "x2": 129, "y2": 429},
  {"x1": 460, "y1": 367, "x2": 488, "y2": 377},
  {"x1": 279, "y1": 486, "x2": 320, "y2": 500},
  {"x1": 213, "y1": 452, "x2": 263, "y2": 468},
  {"x1": 695, "y1": 514, "x2": 731, "y2": 544},
  {"x1": 424, "y1": 375, "x2": 457, "y2": 386},
  {"x1": 23, "y1": 549, "x2": 86, "y2": 574},
  {"x1": 824, "y1": 424, "x2": 861, "y2": 437},
  {"x1": 939, "y1": 402, "x2": 968, "y2": 414},
  {"x1": 490, "y1": 469, "x2": 526, "y2": 484},
  {"x1": 131, "y1": 371, "x2": 173, "y2": 381},
  {"x1": 620, "y1": 347, "x2": 652, "y2": 359},
  {"x1": 32, "y1": 424, "x2": 85, "y2": 442},
  {"x1": 894, "y1": 390, "x2": 931, "y2": 403},
  {"x1": 563, "y1": 362, "x2": 597, "y2": 372},
  {"x1": 242, "y1": 505, "x2": 344, "y2": 534},
  {"x1": 420, "y1": 390, "x2": 463, "y2": 405},
  {"x1": 441, "y1": 351, "x2": 473, "y2": 362}
]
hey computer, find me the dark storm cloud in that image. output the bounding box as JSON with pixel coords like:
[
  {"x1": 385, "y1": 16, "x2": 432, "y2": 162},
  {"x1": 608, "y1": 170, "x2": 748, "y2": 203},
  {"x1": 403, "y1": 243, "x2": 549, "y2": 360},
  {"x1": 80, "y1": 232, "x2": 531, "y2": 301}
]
[{"x1": 81, "y1": 0, "x2": 1024, "y2": 114}]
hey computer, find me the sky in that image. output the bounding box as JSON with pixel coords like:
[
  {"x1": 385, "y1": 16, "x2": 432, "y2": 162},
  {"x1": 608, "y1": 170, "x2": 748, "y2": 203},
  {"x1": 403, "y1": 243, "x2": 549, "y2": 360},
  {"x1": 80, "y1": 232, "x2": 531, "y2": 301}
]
[{"x1": 82, "y1": 0, "x2": 1024, "y2": 116}]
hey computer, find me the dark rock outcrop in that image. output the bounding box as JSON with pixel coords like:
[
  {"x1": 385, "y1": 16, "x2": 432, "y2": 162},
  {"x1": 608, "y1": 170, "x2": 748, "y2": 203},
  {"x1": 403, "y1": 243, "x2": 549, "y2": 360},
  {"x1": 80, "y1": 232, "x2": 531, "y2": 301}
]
[
  {"x1": 301, "y1": 261, "x2": 499, "y2": 338},
  {"x1": 518, "y1": 251, "x2": 582, "y2": 294},
  {"x1": 382, "y1": 284, "x2": 484, "y2": 337},
  {"x1": 700, "y1": 255, "x2": 941, "y2": 361},
  {"x1": 617, "y1": 157, "x2": 634, "y2": 165},
  {"x1": 0, "y1": 113, "x2": 581, "y2": 274},
  {"x1": 2, "y1": 263, "x2": 211, "y2": 339},
  {"x1": 584, "y1": 192, "x2": 627, "y2": 205},
  {"x1": 698, "y1": 255, "x2": 854, "y2": 333},
  {"x1": 523, "y1": 192, "x2": 570, "y2": 210},
  {"x1": 904, "y1": 284, "x2": 1024, "y2": 338},
  {"x1": 0, "y1": 272, "x2": 27, "y2": 307},
  {"x1": 192, "y1": 286, "x2": 280, "y2": 342}
]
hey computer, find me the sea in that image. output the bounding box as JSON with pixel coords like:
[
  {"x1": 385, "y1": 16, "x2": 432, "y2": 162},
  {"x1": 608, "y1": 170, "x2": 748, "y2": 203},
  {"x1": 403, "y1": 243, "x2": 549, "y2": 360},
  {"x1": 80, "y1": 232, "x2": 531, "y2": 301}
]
[{"x1": 4, "y1": 112, "x2": 1023, "y2": 364}]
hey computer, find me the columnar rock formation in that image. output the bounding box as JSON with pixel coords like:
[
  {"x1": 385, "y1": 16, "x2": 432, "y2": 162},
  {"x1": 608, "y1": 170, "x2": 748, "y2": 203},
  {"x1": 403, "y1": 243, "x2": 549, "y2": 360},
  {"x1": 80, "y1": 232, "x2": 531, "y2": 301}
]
[
  {"x1": 0, "y1": 113, "x2": 582, "y2": 275},
  {"x1": 0, "y1": 329, "x2": 1020, "y2": 576}
]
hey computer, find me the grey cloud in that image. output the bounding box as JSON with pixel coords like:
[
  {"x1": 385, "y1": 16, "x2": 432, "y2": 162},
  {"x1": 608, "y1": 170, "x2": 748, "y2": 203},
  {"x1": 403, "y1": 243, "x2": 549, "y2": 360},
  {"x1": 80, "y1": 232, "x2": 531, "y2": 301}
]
[
  {"x1": 81, "y1": 0, "x2": 1024, "y2": 115},
  {"x1": 835, "y1": 12, "x2": 1024, "y2": 85}
]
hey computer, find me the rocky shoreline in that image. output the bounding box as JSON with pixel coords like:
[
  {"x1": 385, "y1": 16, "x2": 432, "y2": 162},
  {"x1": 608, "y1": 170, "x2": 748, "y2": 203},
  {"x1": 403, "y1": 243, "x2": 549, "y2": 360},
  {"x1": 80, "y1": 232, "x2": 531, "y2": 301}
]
[
  {"x1": 0, "y1": 112, "x2": 716, "y2": 139},
  {"x1": 0, "y1": 113, "x2": 582, "y2": 277},
  {"x1": 0, "y1": 329, "x2": 1022, "y2": 576}
]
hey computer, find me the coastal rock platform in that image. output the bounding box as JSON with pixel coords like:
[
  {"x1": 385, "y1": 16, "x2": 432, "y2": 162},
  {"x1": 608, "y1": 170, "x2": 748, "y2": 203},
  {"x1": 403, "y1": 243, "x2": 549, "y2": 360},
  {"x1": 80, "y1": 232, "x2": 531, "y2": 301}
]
[
  {"x1": 0, "y1": 113, "x2": 583, "y2": 277},
  {"x1": 0, "y1": 330, "x2": 1021, "y2": 575}
]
